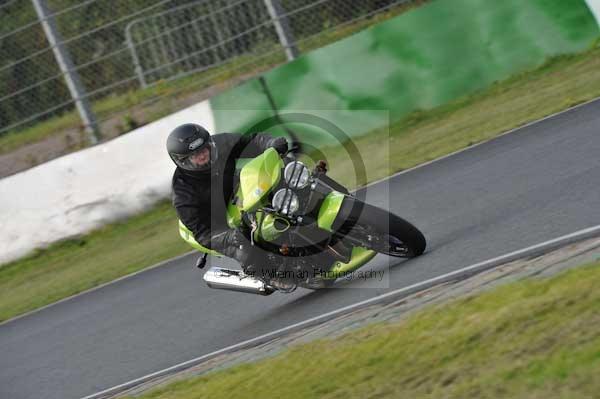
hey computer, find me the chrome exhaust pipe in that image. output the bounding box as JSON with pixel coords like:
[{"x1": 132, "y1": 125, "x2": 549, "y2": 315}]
[{"x1": 203, "y1": 267, "x2": 275, "y2": 296}]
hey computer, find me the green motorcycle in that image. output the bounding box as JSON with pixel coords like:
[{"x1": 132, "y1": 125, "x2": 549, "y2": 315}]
[{"x1": 179, "y1": 148, "x2": 426, "y2": 295}]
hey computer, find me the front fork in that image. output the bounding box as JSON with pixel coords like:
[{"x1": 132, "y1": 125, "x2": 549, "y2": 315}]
[{"x1": 313, "y1": 185, "x2": 377, "y2": 280}]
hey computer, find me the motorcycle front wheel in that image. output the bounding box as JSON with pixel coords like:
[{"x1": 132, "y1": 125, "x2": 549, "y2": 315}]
[{"x1": 338, "y1": 199, "x2": 426, "y2": 258}]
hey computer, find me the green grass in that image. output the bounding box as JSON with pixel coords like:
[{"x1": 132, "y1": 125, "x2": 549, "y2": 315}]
[
  {"x1": 0, "y1": 112, "x2": 83, "y2": 154},
  {"x1": 321, "y1": 43, "x2": 600, "y2": 188},
  {"x1": 123, "y1": 260, "x2": 600, "y2": 399},
  {"x1": 2, "y1": 43, "x2": 600, "y2": 323},
  {"x1": 0, "y1": 201, "x2": 189, "y2": 322}
]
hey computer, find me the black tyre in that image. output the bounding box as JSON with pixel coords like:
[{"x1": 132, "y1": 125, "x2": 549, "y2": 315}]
[{"x1": 337, "y1": 199, "x2": 426, "y2": 258}]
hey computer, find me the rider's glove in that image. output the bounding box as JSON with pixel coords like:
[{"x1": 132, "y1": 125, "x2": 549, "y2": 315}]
[{"x1": 268, "y1": 136, "x2": 288, "y2": 156}]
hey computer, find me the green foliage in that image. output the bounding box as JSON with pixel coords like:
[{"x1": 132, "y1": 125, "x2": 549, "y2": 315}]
[
  {"x1": 0, "y1": 0, "x2": 412, "y2": 136},
  {"x1": 118, "y1": 114, "x2": 140, "y2": 135}
]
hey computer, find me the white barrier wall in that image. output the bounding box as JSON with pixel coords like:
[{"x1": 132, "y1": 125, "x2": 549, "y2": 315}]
[
  {"x1": 2, "y1": 1, "x2": 599, "y2": 267},
  {"x1": 586, "y1": 0, "x2": 600, "y2": 26},
  {"x1": 0, "y1": 100, "x2": 215, "y2": 265}
]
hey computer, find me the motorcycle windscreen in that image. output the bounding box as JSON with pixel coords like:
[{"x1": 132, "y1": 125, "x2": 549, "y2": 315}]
[{"x1": 239, "y1": 148, "x2": 283, "y2": 211}]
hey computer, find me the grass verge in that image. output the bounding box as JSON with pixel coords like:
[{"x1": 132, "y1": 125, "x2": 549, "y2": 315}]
[
  {"x1": 1, "y1": 43, "x2": 600, "y2": 323},
  {"x1": 321, "y1": 43, "x2": 600, "y2": 187},
  {"x1": 0, "y1": 202, "x2": 189, "y2": 322},
  {"x1": 123, "y1": 260, "x2": 600, "y2": 399}
]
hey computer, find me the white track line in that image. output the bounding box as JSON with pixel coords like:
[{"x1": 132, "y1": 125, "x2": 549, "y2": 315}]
[
  {"x1": 362, "y1": 96, "x2": 600, "y2": 190},
  {"x1": 5, "y1": 95, "x2": 600, "y2": 329},
  {"x1": 82, "y1": 223, "x2": 600, "y2": 399}
]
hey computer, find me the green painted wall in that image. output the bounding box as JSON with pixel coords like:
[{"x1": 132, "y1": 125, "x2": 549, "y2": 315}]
[{"x1": 211, "y1": 0, "x2": 600, "y2": 145}]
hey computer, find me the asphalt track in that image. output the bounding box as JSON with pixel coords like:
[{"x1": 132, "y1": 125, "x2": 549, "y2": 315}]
[{"x1": 1, "y1": 99, "x2": 600, "y2": 399}]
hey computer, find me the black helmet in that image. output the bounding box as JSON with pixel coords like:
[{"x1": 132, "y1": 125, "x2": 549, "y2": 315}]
[{"x1": 166, "y1": 123, "x2": 217, "y2": 173}]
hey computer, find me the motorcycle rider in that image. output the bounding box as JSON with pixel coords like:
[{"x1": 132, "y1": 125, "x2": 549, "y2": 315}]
[{"x1": 166, "y1": 123, "x2": 291, "y2": 288}]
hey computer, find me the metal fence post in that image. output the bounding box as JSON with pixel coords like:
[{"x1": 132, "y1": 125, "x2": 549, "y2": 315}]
[
  {"x1": 263, "y1": 0, "x2": 299, "y2": 61},
  {"x1": 125, "y1": 21, "x2": 147, "y2": 89},
  {"x1": 31, "y1": 0, "x2": 100, "y2": 144}
]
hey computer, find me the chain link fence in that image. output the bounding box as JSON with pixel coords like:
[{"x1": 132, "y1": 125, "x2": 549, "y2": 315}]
[{"x1": 0, "y1": 0, "x2": 419, "y2": 143}]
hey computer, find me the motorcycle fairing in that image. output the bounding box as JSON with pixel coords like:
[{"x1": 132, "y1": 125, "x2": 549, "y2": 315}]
[
  {"x1": 178, "y1": 220, "x2": 222, "y2": 256},
  {"x1": 317, "y1": 191, "x2": 345, "y2": 232},
  {"x1": 322, "y1": 246, "x2": 377, "y2": 279},
  {"x1": 239, "y1": 148, "x2": 283, "y2": 212}
]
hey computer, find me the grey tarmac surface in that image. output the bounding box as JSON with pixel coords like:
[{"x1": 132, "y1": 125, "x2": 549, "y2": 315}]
[
  {"x1": 1, "y1": 99, "x2": 600, "y2": 399},
  {"x1": 116, "y1": 237, "x2": 600, "y2": 398}
]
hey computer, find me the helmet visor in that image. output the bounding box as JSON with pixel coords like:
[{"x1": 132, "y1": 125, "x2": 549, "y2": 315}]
[{"x1": 171, "y1": 141, "x2": 215, "y2": 171}]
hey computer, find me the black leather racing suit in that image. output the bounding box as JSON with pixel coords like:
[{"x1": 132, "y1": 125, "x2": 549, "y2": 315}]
[{"x1": 171, "y1": 132, "x2": 287, "y2": 270}]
